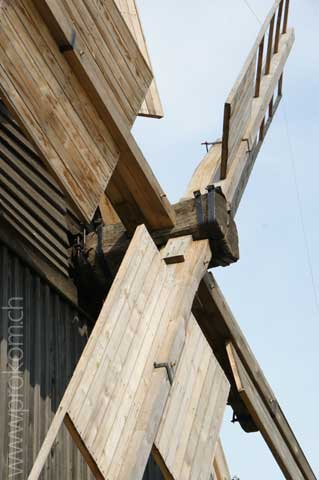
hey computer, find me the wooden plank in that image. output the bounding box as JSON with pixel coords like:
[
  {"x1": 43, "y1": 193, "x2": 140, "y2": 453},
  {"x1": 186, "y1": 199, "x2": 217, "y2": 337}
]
[
  {"x1": 220, "y1": 0, "x2": 287, "y2": 181},
  {"x1": 221, "y1": 54, "x2": 255, "y2": 180},
  {"x1": 28, "y1": 225, "x2": 211, "y2": 479},
  {"x1": 0, "y1": 0, "x2": 120, "y2": 222},
  {"x1": 155, "y1": 315, "x2": 229, "y2": 480},
  {"x1": 226, "y1": 342, "x2": 304, "y2": 480},
  {"x1": 193, "y1": 273, "x2": 317, "y2": 480},
  {"x1": 220, "y1": 30, "x2": 294, "y2": 215},
  {"x1": 32, "y1": 0, "x2": 174, "y2": 230},
  {"x1": 84, "y1": 190, "x2": 239, "y2": 276},
  {"x1": 99, "y1": 194, "x2": 121, "y2": 226},
  {"x1": 0, "y1": 216, "x2": 77, "y2": 304},
  {"x1": 115, "y1": 0, "x2": 164, "y2": 118},
  {"x1": 274, "y1": 0, "x2": 284, "y2": 53},
  {"x1": 265, "y1": 14, "x2": 275, "y2": 74},
  {"x1": 254, "y1": 36, "x2": 265, "y2": 98},
  {"x1": 213, "y1": 439, "x2": 231, "y2": 480},
  {"x1": 187, "y1": 7, "x2": 293, "y2": 202},
  {"x1": 33, "y1": 0, "x2": 152, "y2": 126}
]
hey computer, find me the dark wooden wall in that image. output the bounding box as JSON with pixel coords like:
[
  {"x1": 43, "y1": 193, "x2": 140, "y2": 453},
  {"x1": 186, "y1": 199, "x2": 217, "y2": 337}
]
[{"x1": 0, "y1": 242, "x2": 162, "y2": 479}]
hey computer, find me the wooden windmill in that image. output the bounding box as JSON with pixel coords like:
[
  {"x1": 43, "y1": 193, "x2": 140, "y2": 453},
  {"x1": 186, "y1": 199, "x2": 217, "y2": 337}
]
[{"x1": 0, "y1": 0, "x2": 315, "y2": 479}]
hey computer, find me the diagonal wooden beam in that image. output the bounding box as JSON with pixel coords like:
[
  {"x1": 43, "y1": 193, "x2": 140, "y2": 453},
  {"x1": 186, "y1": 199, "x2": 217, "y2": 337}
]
[
  {"x1": 28, "y1": 225, "x2": 212, "y2": 479},
  {"x1": 154, "y1": 314, "x2": 229, "y2": 480},
  {"x1": 0, "y1": 0, "x2": 174, "y2": 229},
  {"x1": 82, "y1": 190, "x2": 239, "y2": 283},
  {"x1": 226, "y1": 342, "x2": 304, "y2": 480},
  {"x1": 194, "y1": 273, "x2": 317, "y2": 480},
  {"x1": 186, "y1": 19, "x2": 294, "y2": 213},
  {"x1": 213, "y1": 439, "x2": 231, "y2": 480},
  {"x1": 31, "y1": 0, "x2": 174, "y2": 231},
  {"x1": 115, "y1": 0, "x2": 164, "y2": 119}
]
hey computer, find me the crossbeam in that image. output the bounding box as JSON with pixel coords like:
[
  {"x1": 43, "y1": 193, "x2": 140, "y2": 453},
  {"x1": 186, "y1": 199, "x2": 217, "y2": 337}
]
[{"x1": 82, "y1": 189, "x2": 239, "y2": 281}]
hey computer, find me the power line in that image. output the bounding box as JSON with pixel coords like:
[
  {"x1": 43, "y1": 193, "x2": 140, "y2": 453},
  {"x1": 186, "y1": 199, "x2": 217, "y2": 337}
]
[
  {"x1": 242, "y1": 0, "x2": 319, "y2": 318},
  {"x1": 241, "y1": 0, "x2": 262, "y2": 24},
  {"x1": 281, "y1": 100, "x2": 319, "y2": 317}
]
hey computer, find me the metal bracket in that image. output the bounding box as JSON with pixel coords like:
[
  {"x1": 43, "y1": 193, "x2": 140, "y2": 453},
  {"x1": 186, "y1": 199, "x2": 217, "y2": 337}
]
[
  {"x1": 201, "y1": 140, "x2": 223, "y2": 153},
  {"x1": 60, "y1": 30, "x2": 76, "y2": 53},
  {"x1": 243, "y1": 137, "x2": 252, "y2": 154},
  {"x1": 194, "y1": 190, "x2": 204, "y2": 226},
  {"x1": 154, "y1": 362, "x2": 175, "y2": 385},
  {"x1": 206, "y1": 184, "x2": 216, "y2": 225}
]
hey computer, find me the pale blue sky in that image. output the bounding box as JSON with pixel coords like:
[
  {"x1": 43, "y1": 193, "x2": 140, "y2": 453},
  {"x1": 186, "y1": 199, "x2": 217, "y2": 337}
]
[{"x1": 133, "y1": 1, "x2": 319, "y2": 478}]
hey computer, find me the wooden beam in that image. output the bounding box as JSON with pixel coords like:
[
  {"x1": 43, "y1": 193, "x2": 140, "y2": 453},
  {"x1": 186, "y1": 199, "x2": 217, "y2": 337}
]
[
  {"x1": 221, "y1": 53, "x2": 255, "y2": 179},
  {"x1": 84, "y1": 190, "x2": 239, "y2": 280},
  {"x1": 28, "y1": 225, "x2": 212, "y2": 479},
  {"x1": 0, "y1": 1, "x2": 120, "y2": 223},
  {"x1": 186, "y1": 28, "x2": 294, "y2": 214},
  {"x1": 32, "y1": 0, "x2": 175, "y2": 231},
  {"x1": 114, "y1": 0, "x2": 164, "y2": 119},
  {"x1": 193, "y1": 273, "x2": 317, "y2": 480},
  {"x1": 154, "y1": 314, "x2": 229, "y2": 480},
  {"x1": 32, "y1": 0, "x2": 153, "y2": 127},
  {"x1": 226, "y1": 342, "x2": 304, "y2": 480},
  {"x1": 213, "y1": 439, "x2": 231, "y2": 480}
]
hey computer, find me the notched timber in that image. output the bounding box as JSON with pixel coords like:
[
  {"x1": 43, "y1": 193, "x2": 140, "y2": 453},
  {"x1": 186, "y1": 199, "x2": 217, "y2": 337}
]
[{"x1": 84, "y1": 189, "x2": 239, "y2": 278}]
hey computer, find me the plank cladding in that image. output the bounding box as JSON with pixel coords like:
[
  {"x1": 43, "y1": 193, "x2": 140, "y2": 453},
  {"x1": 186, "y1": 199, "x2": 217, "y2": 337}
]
[
  {"x1": 115, "y1": 0, "x2": 164, "y2": 118},
  {"x1": 0, "y1": 0, "x2": 120, "y2": 222},
  {"x1": 155, "y1": 315, "x2": 229, "y2": 480},
  {"x1": 0, "y1": 242, "x2": 163, "y2": 480},
  {"x1": 0, "y1": 110, "x2": 73, "y2": 276},
  {"x1": 0, "y1": 243, "x2": 93, "y2": 479}
]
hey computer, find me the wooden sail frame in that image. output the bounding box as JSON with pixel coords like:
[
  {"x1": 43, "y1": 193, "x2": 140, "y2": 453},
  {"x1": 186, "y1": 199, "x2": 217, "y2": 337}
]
[{"x1": 0, "y1": 0, "x2": 315, "y2": 479}]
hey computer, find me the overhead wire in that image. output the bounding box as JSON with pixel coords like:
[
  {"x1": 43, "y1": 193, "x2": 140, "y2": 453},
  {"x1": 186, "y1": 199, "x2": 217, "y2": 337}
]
[
  {"x1": 281, "y1": 101, "x2": 319, "y2": 317},
  {"x1": 241, "y1": 0, "x2": 262, "y2": 24},
  {"x1": 241, "y1": 0, "x2": 319, "y2": 317}
]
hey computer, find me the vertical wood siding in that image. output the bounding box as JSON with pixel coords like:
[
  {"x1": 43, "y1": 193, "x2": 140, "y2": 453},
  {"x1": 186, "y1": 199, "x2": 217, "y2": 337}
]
[{"x1": 0, "y1": 242, "x2": 161, "y2": 479}]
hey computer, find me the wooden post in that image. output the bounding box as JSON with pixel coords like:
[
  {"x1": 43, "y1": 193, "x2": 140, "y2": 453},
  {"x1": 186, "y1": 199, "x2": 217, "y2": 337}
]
[
  {"x1": 274, "y1": 0, "x2": 284, "y2": 53},
  {"x1": 265, "y1": 14, "x2": 275, "y2": 74},
  {"x1": 255, "y1": 36, "x2": 265, "y2": 97}
]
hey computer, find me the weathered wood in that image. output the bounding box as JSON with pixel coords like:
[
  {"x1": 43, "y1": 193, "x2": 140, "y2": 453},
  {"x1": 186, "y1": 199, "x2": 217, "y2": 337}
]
[
  {"x1": 185, "y1": 143, "x2": 222, "y2": 198},
  {"x1": 213, "y1": 439, "x2": 231, "y2": 480},
  {"x1": 221, "y1": 54, "x2": 255, "y2": 179},
  {"x1": 0, "y1": 0, "x2": 120, "y2": 222},
  {"x1": 28, "y1": 225, "x2": 211, "y2": 480},
  {"x1": 274, "y1": 1, "x2": 284, "y2": 53},
  {"x1": 255, "y1": 36, "x2": 265, "y2": 98},
  {"x1": 226, "y1": 342, "x2": 304, "y2": 480},
  {"x1": 154, "y1": 315, "x2": 229, "y2": 480},
  {"x1": 33, "y1": 0, "x2": 152, "y2": 127},
  {"x1": 220, "y1": 0, "x2": 285, "y2": 181},
  {"x1": 64, "y1": 414, "x2": 103, "y2": 480},
  {"x1": 0, "y1": 215, "x2": 77, "y2": 305},
  {"x1": 32, "y1": 0, "x2": 174, "y2": 231},
  {"x1": 99, "y1": 194, "x2": 121, "y2": 226},
  {"x1": 187, "y1": 28, "x2": 294, "y2": 215},
  {"x1": 222, "y1": 90, "x2": 283, "y2": 216},
  {"x1": 115, "y1": 0, "x2": 164, "y2": 118},
  {"x1": 265, "y1": 14, "x2": 275, "y2": 75},
  {"x1": 193, "y1": 273, "x2": 317, "y2": 480},
  {"x1": 84, "y1": 190, "x2": 239, "y2": 280}
]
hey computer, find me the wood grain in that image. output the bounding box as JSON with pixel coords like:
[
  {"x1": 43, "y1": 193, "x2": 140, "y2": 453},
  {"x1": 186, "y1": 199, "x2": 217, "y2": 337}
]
[
  {"x1": 115, "y1": 0, "x2": 164, "y2": 118},
  {"x1": 226, "y1": 342, "x2": 304, "y2": 480},
  {"x1": 155, "y1": 315, "x2": 229, "y2": 480},
  {"x1": 0, "y1": 0, "x2": 120, "y2": 222}
]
